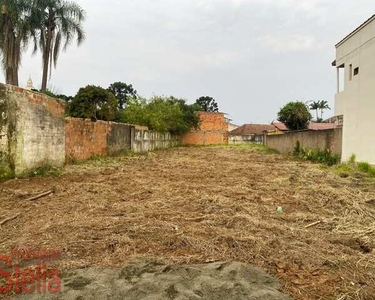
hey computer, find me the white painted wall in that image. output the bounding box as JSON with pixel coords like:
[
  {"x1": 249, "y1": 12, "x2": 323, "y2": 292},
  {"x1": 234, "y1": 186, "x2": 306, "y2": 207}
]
[{"x1": 334, "y1": 16, "x2": 375, "y2": 163}]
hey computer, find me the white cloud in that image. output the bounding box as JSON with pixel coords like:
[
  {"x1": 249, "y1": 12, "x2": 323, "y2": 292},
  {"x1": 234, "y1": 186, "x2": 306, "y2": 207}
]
[{"x1": 258, "y1": 34, "x2": 316, "y2": 53}]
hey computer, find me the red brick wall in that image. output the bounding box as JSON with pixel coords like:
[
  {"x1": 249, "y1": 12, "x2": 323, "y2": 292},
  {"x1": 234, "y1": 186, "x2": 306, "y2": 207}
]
[
  {"x1": 65, "y1": 118, "x2": 111, "y2": 161},
  {"x1": 181, "y1": 112, "x2": 228, "y2": 145}
]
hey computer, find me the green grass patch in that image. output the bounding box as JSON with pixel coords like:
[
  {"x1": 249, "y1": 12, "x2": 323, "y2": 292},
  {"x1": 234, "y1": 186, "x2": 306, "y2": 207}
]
[
  {"x1": 68, "y1": 150, "x2": 150, "y2": 166},
  {"x1": 333, "y1": 155, "x2": 375, "y2": 178},
  {"x1": 203, "y1": 143, "x2": 280, "y2": 154},
  {"x1": 27, "y1": 165, "x2": 62, "y2": 178}
]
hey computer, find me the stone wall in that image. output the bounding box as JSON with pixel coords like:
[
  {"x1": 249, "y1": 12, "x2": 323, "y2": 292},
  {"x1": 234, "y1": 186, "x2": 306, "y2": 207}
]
[
  {"x1": 0, "y1": 84, "x2": 65, "y2": 177},
  {"x1": 181, "y1": 112, "x2": 228, "y2": 145},
  {"x1": 265, "y1": 128, "x2": 343, "y2": 156}
]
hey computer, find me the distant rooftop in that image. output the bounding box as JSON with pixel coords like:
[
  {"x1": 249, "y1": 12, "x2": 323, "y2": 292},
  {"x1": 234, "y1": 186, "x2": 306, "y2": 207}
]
[
  {"x1": 273, "y1": 122, "x2": 340, "y2": 131},
  {"x1": 229, "y1": 124, "x2": 277, "y2": 136}
]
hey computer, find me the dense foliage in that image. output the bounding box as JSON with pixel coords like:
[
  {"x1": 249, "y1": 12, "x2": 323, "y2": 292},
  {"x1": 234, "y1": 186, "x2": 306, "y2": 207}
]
[
  {"x1": 108, "y1": 82, "x2": 137, "y2": 110},
  {"x1": 196, "y1": 96, "x2": 219, "y2": 112},
  {"x1": 67, "y1": 85, "x2": 118, "y2": 121},
  {"x1": 278, "y1": 101, "x2": 312, "y2": 131},
  {"x1": 122, "y1": 96, "x2": 200, "y2": 134}
]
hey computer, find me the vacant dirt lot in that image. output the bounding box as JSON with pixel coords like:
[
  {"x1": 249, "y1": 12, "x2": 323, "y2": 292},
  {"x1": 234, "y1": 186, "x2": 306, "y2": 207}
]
[{"x1": 1, "y1": 146, "x2": 375, "y2": 299}]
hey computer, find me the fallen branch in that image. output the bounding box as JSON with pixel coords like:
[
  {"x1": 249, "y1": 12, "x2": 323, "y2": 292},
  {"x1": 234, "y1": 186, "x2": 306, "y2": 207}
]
[
  {"x1": 305, "y1": 220, "x2": 322, "y2": 229},
  {"x1": 26, "y1": 190, "x2": 53, "y2": 201},
  {"x1": 0, "y1": 213, "x2": 21, "y2": 226}
]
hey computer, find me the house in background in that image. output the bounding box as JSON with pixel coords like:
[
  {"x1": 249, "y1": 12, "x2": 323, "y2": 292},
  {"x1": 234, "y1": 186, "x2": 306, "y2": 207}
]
[
  {"x1": 332, "y1": 15, "x2": 375, "y2": 163},
  {"x1": 229, "y1": 124, "x2": 277, "y2": 144}
]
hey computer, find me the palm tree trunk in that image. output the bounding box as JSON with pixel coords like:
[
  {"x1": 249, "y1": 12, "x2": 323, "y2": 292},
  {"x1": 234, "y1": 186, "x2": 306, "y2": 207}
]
[
  {"x1": 12, "y1": 67, "x2": 19, "y2": 86},
  {"x1": 5, "y1": 68, "x2": 13, "y2": 85},
  {"x1": 41, "y1": 27, "x2": 53, "y2": 93}
]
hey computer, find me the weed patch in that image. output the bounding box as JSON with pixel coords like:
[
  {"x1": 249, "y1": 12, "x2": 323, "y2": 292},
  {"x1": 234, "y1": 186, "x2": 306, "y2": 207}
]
[
  {"x1": 293, "y1": 141, "x2": 340, "y2": 166},
  {"x1": 27, "y1": 165, "x2": 62, "y2": 178}
]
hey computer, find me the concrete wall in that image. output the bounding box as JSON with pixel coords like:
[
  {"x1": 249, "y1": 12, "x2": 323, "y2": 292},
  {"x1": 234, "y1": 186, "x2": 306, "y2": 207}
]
[
  {"x1": 181, "y1": 112, "x2": 228, "y2": 145},
  {"x1": 265, "y1": 129, "x2": 342, "y2": 155},
  {"x1": 334, "y1": 16, "x2": 375, "y2": 163},
  {"x1": 229, "y1": 135, "x2": 264, "y2": 145},
  {"x1": 0, "y1": 84, "x2": 65, "y2": 177},
  {"x1": 132, "y1": 126, "x2": 180, "y2": 152}
]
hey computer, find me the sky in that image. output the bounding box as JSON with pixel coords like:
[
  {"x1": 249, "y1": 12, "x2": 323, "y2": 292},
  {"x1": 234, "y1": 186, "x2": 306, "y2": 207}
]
[{"x1": 3, "y1": 0, "x2": 375, "y2": 125}]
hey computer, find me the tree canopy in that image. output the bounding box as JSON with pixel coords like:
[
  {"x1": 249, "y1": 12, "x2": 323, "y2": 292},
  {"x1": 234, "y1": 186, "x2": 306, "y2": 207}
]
[
  {"x1": 108, "y1": 82, "x2": 137, "y2": 110},
  {"x1": 309, "y1": 100, "x2": 331, "y2": 122},
  {"x1": 196, "y1": 96, "x2": 219, "y2": 112},
  {"x1": 0, "y1": 0, "x2": 37, "y2": 85},
  {"x1": 36, "y1": 0, "x2": 86, "y2": 92},
  {"x1": 122, "y1": 96, "x2": 200, "y2": 134},
  {"x1": 278, "y1": 101, "x2": 312, "y2": 131},
  {"x1": 0, "y1": 0, "x2": 86, "y2": 89},
  {"x1": 67, "y1": 85, "x2": 118, "y2": 121}
]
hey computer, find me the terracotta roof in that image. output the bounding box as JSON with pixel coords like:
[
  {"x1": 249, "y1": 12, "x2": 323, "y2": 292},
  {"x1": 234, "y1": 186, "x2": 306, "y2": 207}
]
[
  {"x1": 273, "y1": 122, "x2": 340, "y2": 131},
  {"x1": 229, "y1": 124, "x2": 276, "y2": 136},
  {"x1": 335, "y1": 14, "x2": 375, "y2": 48},
  {"x1": 272, "y1": 122, "x2": 288, "y2": 131},
  {"x1": 308, "y1": 123, "x2": 340, "y2": 130}
]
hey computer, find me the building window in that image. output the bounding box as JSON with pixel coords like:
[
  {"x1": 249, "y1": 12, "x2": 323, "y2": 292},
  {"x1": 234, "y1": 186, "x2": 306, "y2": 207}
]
[
  {"x1": 354, "y1": 67, "x2": 359, "y2": 76},
  {"x1": 349, "y1": 64, "x2": 353, "y2": 81}
]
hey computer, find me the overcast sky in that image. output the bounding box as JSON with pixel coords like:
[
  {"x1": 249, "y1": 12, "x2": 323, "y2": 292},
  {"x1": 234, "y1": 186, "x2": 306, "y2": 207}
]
[{"x1": 3, "y1": 0, "x2": 375, "y2": 124}]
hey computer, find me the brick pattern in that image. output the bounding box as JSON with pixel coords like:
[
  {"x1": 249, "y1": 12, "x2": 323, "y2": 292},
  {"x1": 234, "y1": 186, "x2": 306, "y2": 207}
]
[
  {"x1": 65, "y1": 118, "x2": 111, "y2": 161},
  {"x1": 181, "y1": 112, "x2": 228, "y2": 145}
]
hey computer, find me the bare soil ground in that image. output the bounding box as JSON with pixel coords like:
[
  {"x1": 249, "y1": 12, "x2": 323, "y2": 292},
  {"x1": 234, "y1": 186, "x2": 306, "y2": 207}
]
[{"x1": 1, "y1": 145, "x2": 375, "y2": 300}]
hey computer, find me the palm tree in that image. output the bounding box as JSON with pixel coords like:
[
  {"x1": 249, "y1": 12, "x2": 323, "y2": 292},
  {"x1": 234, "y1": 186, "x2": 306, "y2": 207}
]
[
  {"x1": 0, "y1": 0, "x2": 36, "y2": 86},
  {"x1": 309, "y1": 101, "x2": 320, "y2": 122},
  {"x1": 318, "y1": 100, "x2": 331, "y2": 121},
  {"x1": 35, "y1": 0, "x2": 85, "y2": 92}
]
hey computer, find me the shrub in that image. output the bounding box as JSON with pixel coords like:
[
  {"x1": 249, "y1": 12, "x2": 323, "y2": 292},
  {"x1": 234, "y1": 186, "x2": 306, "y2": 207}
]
[{"x1": 278, "y1": 102, "x2": 312, "y2": 131}]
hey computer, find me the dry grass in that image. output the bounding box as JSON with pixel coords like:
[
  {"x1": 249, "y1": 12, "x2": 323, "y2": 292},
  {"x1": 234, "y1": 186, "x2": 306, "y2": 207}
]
[{"x1": 0, "y1": 145, "x2": 374, "y2": 300}]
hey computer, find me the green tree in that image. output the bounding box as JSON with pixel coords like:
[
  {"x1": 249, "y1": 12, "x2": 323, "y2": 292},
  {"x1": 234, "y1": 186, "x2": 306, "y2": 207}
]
[
  {"x1": 278, "y1": 101, "x2": 312, "y2": 131},
  {"x1": 67, "y1": 85, "x2": 118, "y2": 121},
  {"x1": 108, "y1": 82, "x2": 137, "y2": 110},
  {"x1": 0, "y1": 0, "x2": 37, "y2": 85},
  {"x1": 35, "y1": 0, "x2": 86, "y2": 93},
  {"x1": 196, "y1": 96, "x2": 219, "y2": 112},
  {"x1": 122, "y1": 96, "x2": 200, "y2": 134},
  {"x1": 318, "y1": 100, "x2": 331, "y2": 121},
  {"x1": 309, "y1": 101, "x2": 320, "y2": 122},
  {"x1": 167, "y1": 97, "x2": 200, "y2": 132}
]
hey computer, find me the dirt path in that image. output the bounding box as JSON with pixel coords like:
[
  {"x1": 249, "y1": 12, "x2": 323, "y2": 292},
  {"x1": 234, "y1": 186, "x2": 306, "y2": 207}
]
[{"x1": 1, "y1": 146, "x2": 374, "y2": 299}]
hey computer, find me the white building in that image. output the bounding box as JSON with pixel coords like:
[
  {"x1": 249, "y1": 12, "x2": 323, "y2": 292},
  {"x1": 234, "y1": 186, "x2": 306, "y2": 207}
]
[{"x1": 333, "y1": 15, "x2": 375, "y2": 163}]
